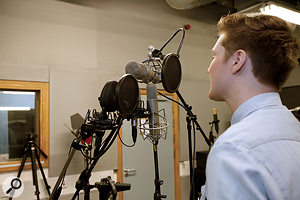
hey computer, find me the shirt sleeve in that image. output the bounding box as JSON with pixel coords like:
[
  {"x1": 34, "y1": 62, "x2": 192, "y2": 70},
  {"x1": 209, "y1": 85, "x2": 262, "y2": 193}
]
[{"x1": 205, "y1": 142, "x2": 268, "y2": 200}]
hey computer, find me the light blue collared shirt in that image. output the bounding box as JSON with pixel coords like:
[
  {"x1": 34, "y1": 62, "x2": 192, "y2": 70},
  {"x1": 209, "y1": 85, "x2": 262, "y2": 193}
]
[{"x1": 201, "y1": 92, "x2": 300, "y2": 200}]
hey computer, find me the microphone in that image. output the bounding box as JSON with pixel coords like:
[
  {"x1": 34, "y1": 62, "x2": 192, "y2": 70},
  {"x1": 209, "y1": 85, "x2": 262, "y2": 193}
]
[
  {"x1": 131, "y1": 91, "x2": 140, "y2": 144},
  {"x1": 212, "y1": 108, "x2": 219, "y2": 134},
  {"x1": 146, "y1": 84, "x2": 160, "y2": 139},
  {"x1": 290, "y1": 106, "x2": 300, "y2": 112},
  {"x1": 131, "y1": 118, "x2": 138, "y2": 143},
  {"x1": 125, "y1": 61, "x2": 161, "y2": 84},
  {"x1": 130, "y1": 91, "x2": 144, "y2": 144}
]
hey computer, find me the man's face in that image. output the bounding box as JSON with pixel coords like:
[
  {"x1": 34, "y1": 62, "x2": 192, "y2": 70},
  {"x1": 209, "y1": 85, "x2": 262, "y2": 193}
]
[{"x1": 208, "y1": 34, "x2": 233, "y2": 101}]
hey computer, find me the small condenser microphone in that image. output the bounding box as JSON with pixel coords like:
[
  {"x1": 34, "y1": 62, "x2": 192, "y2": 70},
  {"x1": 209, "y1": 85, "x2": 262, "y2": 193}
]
[
  {"x1": 212, "y1": 108, "x2": 219, "y2": 134},
  {"x1": 131, "y1": 118, "x2": 138, "y2": 143},
  {"x1": 146, "y1": 84, "x2": 160, "y2": 138}
]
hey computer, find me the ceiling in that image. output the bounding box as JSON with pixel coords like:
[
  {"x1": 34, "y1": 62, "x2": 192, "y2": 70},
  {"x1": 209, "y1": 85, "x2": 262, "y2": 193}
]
[
  {"x1": 58, "y1": 0, "x2": 300, "y2": 13},
  {"x1": 57, "y1": 0, "x2": 300, "y2": 24}
]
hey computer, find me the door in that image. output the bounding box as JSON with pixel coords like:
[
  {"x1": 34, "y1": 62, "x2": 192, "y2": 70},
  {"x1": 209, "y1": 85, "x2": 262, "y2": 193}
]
[{"x1": 117, "y1": 89, "x2": 180, "y2": 200}]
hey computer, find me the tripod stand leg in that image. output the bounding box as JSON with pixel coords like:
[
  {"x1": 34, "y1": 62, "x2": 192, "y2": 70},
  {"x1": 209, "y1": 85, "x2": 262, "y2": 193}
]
[
  {"x1": 84, "y1": 186, "x2": 90, "y2": 200},
  {"x1": 30, "y1": 146, "x2": 40, "y2": 200},
  {"x1": 35, "y1": 149, "x2": 51, "y2": 196},
  {"x1": 17, "y1": 147, "x2": 29, "y2": 178},
  {"x1": 8, "y1": 148, "x2": 29, "y2": 200}
]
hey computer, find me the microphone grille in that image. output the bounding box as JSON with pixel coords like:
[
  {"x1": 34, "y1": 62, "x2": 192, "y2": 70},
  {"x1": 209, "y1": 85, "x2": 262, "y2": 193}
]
[{"x1": 125, "y1": 61, "x2": 139, "y2": 77}]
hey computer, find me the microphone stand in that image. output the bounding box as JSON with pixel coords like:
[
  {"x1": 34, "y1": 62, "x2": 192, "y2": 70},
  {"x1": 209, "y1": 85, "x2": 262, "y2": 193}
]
[
  {"x1": 208, "y1": 122, "x2": 214, "y2": 150},
  {"x1": 50, "y1": 117, "x2": 121, "y2": 200},
  {"x1": 175, "y1": 90, "x2": 211, "y2": 200},
  {"x1": 49, "y1": 137, "x2": 80, "y2": 200},
  {"x1": 153, "y1": 140, "x2": 167, "y2": 200},
  {"x1": 49, "y1": 136, "x2": 95, "y2": 200},
  {"x1": 71, "y1": 124, "x2": 121, "y2": 200}
]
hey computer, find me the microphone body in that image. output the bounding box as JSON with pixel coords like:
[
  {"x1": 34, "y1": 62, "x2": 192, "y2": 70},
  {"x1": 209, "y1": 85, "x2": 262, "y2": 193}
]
[
  {"x1": 212, "y1": 108, "x2": 219, "y2": 134},
  {"x1": 146, "y1": 84, "x2": 160, "y2": 138},
  {"x1": 125, "y1": 61, "x2": 161, "y2": 84},
  {"x1": 131, "y1": 118, "x2": 138, "y2": 143}
]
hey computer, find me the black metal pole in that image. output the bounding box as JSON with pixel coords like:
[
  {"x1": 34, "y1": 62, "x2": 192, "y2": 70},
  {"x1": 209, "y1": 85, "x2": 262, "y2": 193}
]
[
  {"x1": 34, "y1": 146, "x2": 51, "y2": 196},
  {"x1": 175, "y1": 90, "x2": 211, "y2": 146},
  {"x1": 9, "y1": 144, "x2": 29, "y2": 200},
  {"x1": 30, "y1": 144, "x2": 40, "y2": 200},
  {"x1": 175, "y1": 90, "x2": 211, "y2": 200},
  {"x1": 49, "y1": 138, "x2": 80, "y2": 200},
  {"x1": 186, "y1": 116, "x2": 195, "y2": 200},
  {"x1": 153, "y1": 141, "x2": 166, "y2": 200},
  {"x1": 16, "y1": 147, "x2": 27, "y2": 178}
]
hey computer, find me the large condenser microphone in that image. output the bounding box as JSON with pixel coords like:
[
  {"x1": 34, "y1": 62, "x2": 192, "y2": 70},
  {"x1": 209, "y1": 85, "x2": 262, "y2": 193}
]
[
  {"x1": 126, "y1": 53, "x2": 182, "y2": 93},
  {"x1": 147, "y1": 84, "x2": 160, "y2": 138},
  {"x1": 212, "y1": 108, "x2": 219, "y2": 134},
  {"x1": 125, "y1": 61, "x2": 161, "y2": 84}
]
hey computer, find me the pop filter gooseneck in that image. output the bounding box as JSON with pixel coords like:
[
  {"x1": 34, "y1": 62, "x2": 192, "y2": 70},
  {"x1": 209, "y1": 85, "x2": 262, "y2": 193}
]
[
  {"x1": 159, "y1": 28, "x2": 185, "y2": 55},
  {"x1": 159, "y1": 28, "x2": 185, "y2": 93}
]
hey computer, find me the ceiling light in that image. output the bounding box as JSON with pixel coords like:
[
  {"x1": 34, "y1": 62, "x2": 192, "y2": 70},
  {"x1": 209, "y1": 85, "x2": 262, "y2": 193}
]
[
  {"x1": 239, "y1": 1, "x2": 300, "y2": 26},
  {"x1": 260, "y1": 2, "x2": 300, "y2": 25}
]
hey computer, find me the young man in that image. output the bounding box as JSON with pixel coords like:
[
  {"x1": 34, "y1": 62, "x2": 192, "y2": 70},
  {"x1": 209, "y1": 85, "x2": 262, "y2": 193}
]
[{"x1": 201, "y1": 14, "x2": 300, "y2": 200}]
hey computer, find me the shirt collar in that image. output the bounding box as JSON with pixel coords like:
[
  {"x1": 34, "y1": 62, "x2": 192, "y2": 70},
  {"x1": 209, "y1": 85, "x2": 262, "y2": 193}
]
[{"x1": 231, "y1": 92, "x2": 282, "y2": 125}]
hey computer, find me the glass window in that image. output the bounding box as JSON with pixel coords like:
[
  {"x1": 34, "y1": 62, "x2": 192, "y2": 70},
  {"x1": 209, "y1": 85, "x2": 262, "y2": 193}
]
[{"x1": 0, "y1": 80, "x2": 49, "y2": 172}]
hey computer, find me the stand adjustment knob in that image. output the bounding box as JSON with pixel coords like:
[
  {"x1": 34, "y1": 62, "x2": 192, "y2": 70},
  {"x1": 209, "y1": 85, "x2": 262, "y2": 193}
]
[{"x1": 158, "y1": 180, "x2": 164, "y2": 185}]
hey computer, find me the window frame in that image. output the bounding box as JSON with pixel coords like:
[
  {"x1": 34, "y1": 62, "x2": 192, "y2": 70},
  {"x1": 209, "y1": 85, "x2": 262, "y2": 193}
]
[{"x1": 0, "y1": 80, "x2": 49, "y2": 172}]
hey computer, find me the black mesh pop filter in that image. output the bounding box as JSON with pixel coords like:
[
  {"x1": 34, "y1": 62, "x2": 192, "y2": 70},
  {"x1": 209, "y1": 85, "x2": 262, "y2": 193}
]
[
  {"x1": 116, "y1": 74, "x2": 139, "y2": 117},
  {"x1": 161, "y1": 53, "x2": 182, "y2": 93},
  {"x1": 99, "y1": 74, "x2": 139, "y2": 118},
  {"x1": 99, "y1": 80, "x2": 118, "y2": 112}
]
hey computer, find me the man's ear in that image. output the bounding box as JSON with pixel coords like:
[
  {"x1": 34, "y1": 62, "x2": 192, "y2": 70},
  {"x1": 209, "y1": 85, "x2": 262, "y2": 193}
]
[{"x1": 232, "y1": 49, "x2": 247, "y2": 74}]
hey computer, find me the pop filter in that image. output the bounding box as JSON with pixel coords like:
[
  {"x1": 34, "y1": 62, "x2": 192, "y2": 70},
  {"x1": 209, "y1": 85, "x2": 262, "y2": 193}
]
[
  {"x1": 99, "y1": 80, "x2": 118, "y2": 112},
  {"x1": 99, "y1": 74, "x2": 139, "y2": 118},
  {"x1": 116, "y1": 74, "x2": 139, "y2": 117},
  {"x1": 161, "y1": 53, "x2": 182, "y2": 93}
]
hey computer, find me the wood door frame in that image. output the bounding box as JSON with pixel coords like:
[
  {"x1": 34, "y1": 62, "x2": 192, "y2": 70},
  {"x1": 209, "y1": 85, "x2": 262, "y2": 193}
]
[{"x1": 117, "y1": 89, "x2": 181, "y2": 200}]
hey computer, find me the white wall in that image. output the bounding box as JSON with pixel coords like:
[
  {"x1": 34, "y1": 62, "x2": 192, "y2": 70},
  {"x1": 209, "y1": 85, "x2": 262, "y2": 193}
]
[{"x1": 0, "y1": 0, "x2": 299, "y2": 199}]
